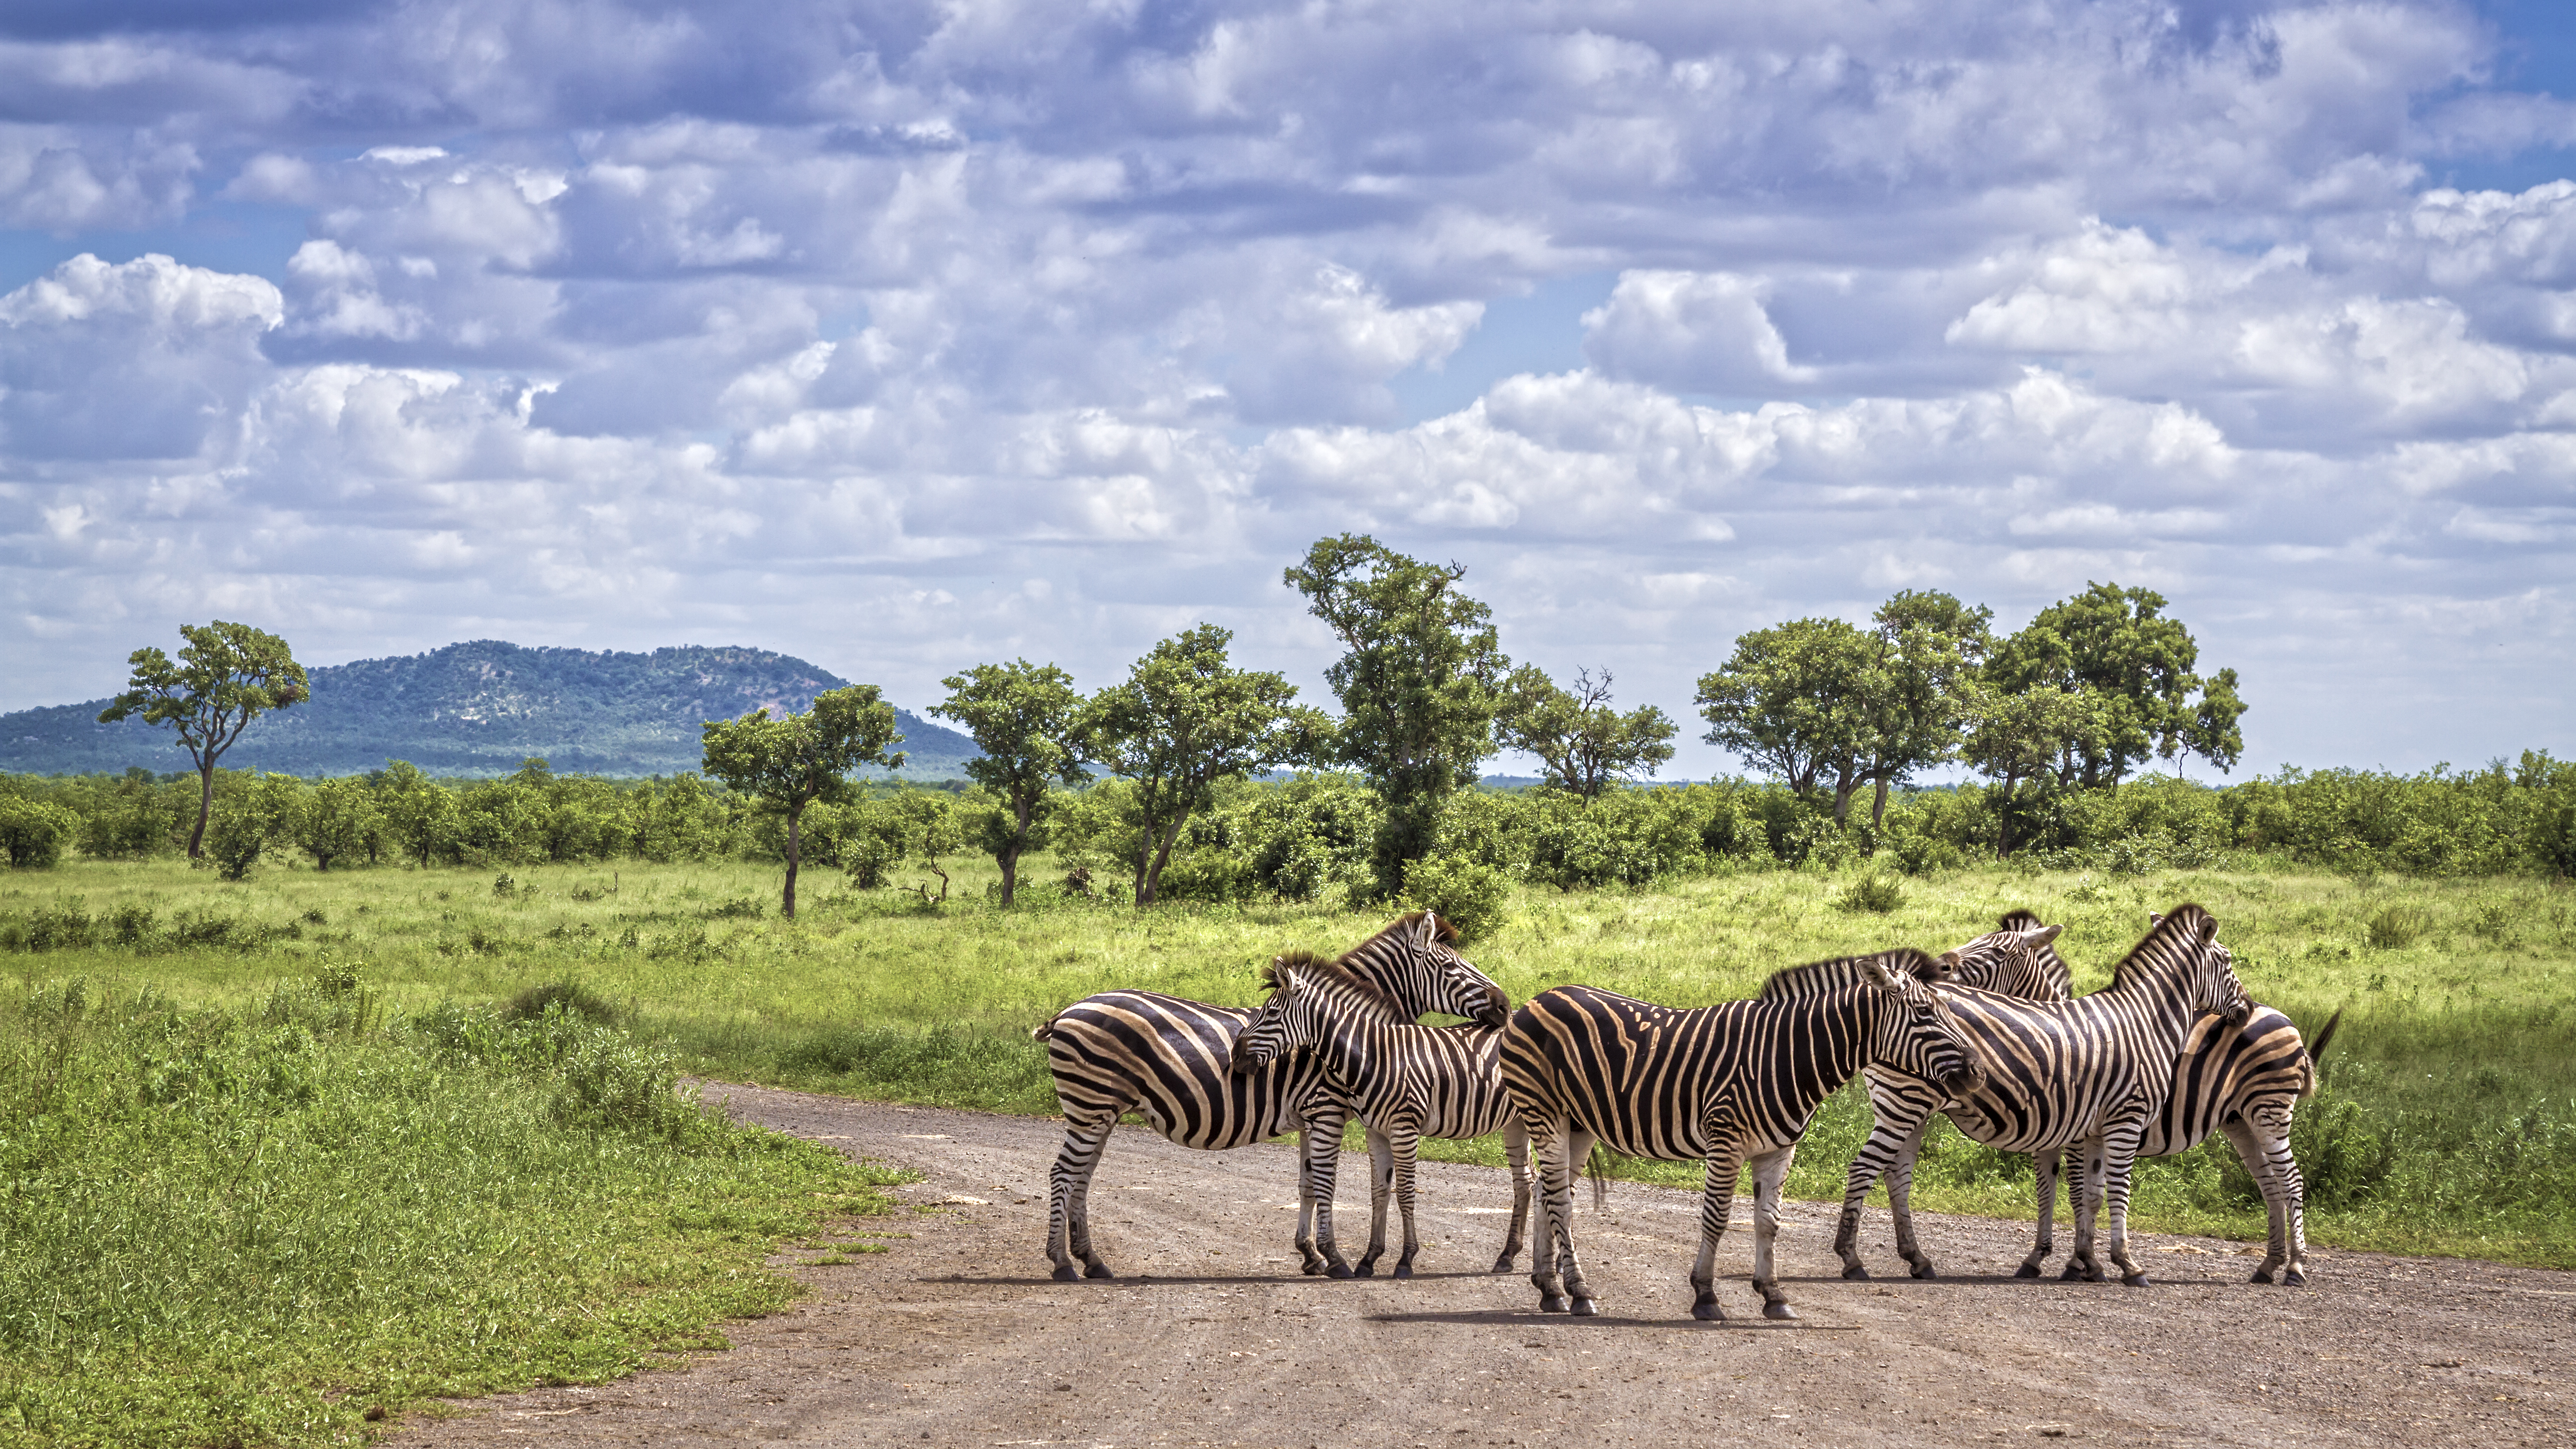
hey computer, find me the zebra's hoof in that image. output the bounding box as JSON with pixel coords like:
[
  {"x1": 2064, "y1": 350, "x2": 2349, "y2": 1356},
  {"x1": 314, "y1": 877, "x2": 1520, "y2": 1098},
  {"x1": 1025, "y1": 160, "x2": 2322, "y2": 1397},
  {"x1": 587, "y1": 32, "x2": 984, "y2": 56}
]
[
  {"x1": 1491, "y1": 1255, "x2": 1518, "y2": 1274},
  {"x1": 1538, "y1": 1293, "x2": 1571, "y2": 1314},
  {"x1": 1301, "y1": 1260, "x2": 1326, "y2": 1277},
  {"x1": 1084, "y1": 1263, "x2": 1115, "y2": 1280},
  {"x1": 2121, "y1": 1272, "x2": 2151, "y2": 1288},
  {"x1": 2058, "y1": 1261, "x2": 2086, "y2": 1282},
  {"x1": 1691, "y1": 1299, "x2": 1724, "y2": 1322},
  {"x1": 1569, "y1": 1297, "x2": 1599, "y2": 1317},
  {"x1": 1351, "y1": 1262, "x2": 1377, "y2": 1279},
  {"x1": 1392, "y1": 1263, "x2": 1414, "y2": 1281},
  {"x1": 1051, "y1": 1265, "x2": 1080, "y2": 1282},
  {"x1": 1841, "y1": 1263, "x2": 1870, "y2": 1281},
  {"x1": 1326, "y1": 1263, "x2": 1354, "y2": 1280},
  {"x1": 1763, "y1": 1300, "x2": 1798, "y2": 1321},
  {"x1": 2249, "y1": 1266, "x2": 2273, "y2": 1285},
  {"x1": 2283, "y1": 1269, "x2": 2307, "y2": 1288},
  {"x1": 2012, "y1": 1263, "x2": 2043, "y2": 1279},
  {"x1": 1909, "y1": 1262, "x2": 1938, "y2": 1281}
]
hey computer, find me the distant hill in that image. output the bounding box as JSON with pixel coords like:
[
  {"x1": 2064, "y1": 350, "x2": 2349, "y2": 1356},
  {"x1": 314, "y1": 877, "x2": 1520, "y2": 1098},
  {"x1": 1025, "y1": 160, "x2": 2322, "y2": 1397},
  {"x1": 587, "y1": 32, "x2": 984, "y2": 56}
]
[{"x1": 0, "y1": 641, "x2": 979, "y2": 780}]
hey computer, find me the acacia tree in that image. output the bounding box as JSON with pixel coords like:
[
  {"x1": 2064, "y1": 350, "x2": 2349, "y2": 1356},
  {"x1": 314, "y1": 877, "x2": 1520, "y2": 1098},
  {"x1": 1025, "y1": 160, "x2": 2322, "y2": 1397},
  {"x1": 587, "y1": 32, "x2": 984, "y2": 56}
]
[
  {"x1": 932, "y1": 660, "x2": 1088, "y2": 905},
  {"x1": 1694, "y1": 617, "x2": 1882, "y2": 824},
  {"x1": 1494, "y1": 666, "x2": 1677, "y2": 799},
  {"x1": 700, "y1": 686, "x2": 904, "y2": 919},
  {"x1": 375, "y1": 760, "x2": 458, "y2": 867},
  {"x1": 97, "y1": 621, "x2": 309, "y2": 859},
  {"x1": 1991, "y1": 582, "x2": 2246, "y2": 788},
  {"x1": 1081, "y1": 625, "x2": 1319, "y2": 906},
  {"x1": 1284, "y1": 535, "x2": 1508, "y2": 897},
  {"x1": 1854, "y1": 590, "x2": 1993, "y2": 830}
]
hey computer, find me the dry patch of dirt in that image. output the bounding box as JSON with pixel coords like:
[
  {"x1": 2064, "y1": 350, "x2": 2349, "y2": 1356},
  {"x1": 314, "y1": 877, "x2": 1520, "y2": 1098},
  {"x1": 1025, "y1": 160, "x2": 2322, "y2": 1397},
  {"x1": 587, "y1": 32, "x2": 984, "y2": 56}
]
[{"x1": 392, "y1": 1084, "x2": 2572, "y2": 1448}]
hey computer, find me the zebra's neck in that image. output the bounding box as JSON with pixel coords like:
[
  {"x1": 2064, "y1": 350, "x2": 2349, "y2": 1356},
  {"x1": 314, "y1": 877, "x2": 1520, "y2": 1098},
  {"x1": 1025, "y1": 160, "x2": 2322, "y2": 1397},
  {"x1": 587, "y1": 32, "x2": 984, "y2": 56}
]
[{"x1": 1759, "y1": 987, "x2": 1874, "y2": 1118}]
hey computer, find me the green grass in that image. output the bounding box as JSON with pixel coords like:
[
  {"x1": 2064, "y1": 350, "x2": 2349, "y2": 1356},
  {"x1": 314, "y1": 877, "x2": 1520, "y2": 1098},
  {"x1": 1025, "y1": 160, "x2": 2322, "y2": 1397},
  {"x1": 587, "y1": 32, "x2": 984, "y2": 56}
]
[
  {"x1": 0, "y1": 963, "x2": 911, "y2": 1449},
  {"x1": 5, "y1": 853, "x2": 2574, "y2": 1272}
]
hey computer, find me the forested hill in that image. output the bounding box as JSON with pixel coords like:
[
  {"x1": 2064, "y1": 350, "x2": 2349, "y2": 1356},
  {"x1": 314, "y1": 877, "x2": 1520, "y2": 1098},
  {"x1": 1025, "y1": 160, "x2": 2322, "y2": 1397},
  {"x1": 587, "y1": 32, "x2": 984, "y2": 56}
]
[{"x1": 0, "y1": 641, "x2": 979, "y2": 779}]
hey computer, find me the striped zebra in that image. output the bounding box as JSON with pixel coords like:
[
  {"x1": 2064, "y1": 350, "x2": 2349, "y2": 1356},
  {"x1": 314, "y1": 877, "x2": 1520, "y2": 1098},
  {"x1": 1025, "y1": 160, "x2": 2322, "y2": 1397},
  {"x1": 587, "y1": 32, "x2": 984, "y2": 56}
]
[
  {"x1": 1969, "y1": 912, "x2": 2341, "y2": 1287},
  {"x1": 1226, "y1": 951, "x2": 1531, "y2": 1280},
  {"x1": 1821, "y1": 904, "x2": 2250, "y2": 1288},
  {"x1": 1030, "y1": 910, "x2": 1506, "y2": 1282},
  {"x1": 1500, "y1": 951, "x2": 1985, "y2": 1321}
]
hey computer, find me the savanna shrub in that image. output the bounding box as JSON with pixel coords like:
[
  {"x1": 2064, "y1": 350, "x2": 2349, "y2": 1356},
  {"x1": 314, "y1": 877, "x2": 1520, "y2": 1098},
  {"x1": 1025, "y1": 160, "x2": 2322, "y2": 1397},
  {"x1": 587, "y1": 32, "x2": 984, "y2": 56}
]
[
  {"x1": 1155, "y1": 848, "x2": 1257, "y2": 905},
  {"x1": 504, "y1": 980, "x2": 622, "y2": 1027},
  {"x1": 0, "y1": 796, "x2": 79, "y2": 868},
  {"x1": 2365, "y1": 905, "x2": 2432, "y2": 950},
  {"x1": 1834, "y1": 875, "x2": 1907, "y2": 914},
  {"x1": 1400, "y1": 854, "x2": 1512, "y2": 943}
]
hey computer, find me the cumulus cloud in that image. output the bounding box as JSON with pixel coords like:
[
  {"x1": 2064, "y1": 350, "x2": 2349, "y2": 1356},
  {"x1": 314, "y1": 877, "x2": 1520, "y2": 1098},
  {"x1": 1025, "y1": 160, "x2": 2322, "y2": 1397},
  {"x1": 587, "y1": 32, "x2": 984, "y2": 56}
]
[{"x1": 1, "y1": 0, "x2": 2572, "y2": 774}]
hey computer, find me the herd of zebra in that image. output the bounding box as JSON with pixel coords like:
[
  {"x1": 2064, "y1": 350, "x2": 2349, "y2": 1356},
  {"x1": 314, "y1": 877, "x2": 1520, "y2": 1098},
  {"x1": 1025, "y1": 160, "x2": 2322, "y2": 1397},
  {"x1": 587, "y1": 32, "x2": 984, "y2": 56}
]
[{"x1": 1029, "y1": 906, "x2": 2338, "y2": 1322}]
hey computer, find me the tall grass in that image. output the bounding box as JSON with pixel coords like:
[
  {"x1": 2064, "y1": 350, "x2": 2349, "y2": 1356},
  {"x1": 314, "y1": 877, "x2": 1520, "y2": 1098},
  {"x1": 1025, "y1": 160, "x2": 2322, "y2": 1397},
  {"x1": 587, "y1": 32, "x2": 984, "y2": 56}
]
[
  {"x1": 4, "y1": 854, "x2": 2572, "y2": 1267},
  {"x1": 0, "y1": 963, "x2": 907, "y2": 1449}
]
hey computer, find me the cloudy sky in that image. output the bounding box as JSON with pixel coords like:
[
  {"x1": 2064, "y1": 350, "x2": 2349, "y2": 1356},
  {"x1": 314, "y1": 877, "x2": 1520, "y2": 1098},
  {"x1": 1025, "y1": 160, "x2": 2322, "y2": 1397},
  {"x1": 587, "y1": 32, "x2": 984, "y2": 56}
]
[{"x1": 3, "y1": 0, "x2": 2572, "y2": 780}]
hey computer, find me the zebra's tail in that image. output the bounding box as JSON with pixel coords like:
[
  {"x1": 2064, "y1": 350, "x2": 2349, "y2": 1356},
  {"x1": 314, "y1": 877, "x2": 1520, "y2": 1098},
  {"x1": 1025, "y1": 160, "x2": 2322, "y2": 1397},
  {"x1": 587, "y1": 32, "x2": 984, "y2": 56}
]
[
  {"x1": 2298, "y1": 1007, "x2": 2345, "y2": 1097},
  {"x1": 1585, "y1": 1142, "x2": 1612, "y2": 1213},
  {"x1": 1030, "y1": 1018, "x2": 1057, "y2": 1043}
]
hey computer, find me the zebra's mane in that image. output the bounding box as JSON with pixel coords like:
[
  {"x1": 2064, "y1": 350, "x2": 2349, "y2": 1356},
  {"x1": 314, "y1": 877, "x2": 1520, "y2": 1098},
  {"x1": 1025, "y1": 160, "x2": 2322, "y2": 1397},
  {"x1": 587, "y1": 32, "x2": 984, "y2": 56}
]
[
  {"x1": 1998, "y1": 908, "x2": 2043, "y2": 932},
  {"x1": 2107, "y1": 903, "x2": 2217, "y2": 991},
  {"x1": 1259, "y1": 949, "x2": 1405, "y2": 1019},
  {"x1": 1757, "y1": 949, "x2": 1939, "y2": 1001},
  {"x1": 1388, "y1": 908, "x2": 1460, "y2": 946}
]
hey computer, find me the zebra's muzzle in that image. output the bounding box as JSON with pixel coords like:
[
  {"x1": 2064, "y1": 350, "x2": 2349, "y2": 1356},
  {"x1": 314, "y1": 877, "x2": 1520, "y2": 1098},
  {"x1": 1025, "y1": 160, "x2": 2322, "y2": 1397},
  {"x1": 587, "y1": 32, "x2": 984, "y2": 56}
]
[{"x1": 1937, "y1": 1060, "x2": 1984, "y2": 1096}]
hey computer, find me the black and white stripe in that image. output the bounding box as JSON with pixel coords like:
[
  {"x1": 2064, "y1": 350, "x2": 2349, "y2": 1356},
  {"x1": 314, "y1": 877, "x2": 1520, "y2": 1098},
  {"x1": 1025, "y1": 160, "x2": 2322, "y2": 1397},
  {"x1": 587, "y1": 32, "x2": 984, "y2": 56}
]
[
  {"x1": 1998, "y1": 912, "x2": 2340, "y2": 1287},
  {"x1": 1824, "y1": 904, "x2": 2251, "y2": 1288},
  {"x1": 1228, "y1": 952, "x2": 1530, "y2": 1280},
  {"x1": 1500, "y1": 951, "x2": 1986, "y2": 1321},
  {"x1": 1031, "y1": 910, "x2": 1507, "y2": 1281}
]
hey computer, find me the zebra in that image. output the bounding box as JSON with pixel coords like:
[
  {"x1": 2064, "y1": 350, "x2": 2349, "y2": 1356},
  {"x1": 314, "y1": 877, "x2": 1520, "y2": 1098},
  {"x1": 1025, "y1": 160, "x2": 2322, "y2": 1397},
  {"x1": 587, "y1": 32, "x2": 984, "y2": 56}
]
[
  {"x1": 1226, "y1": 950, "x2": 1531, "y2": 1280},
  {"x1": 1030, "y1": 910, "x2": 1507, "y2": 1282},
  {"x1": 1500, "y1": 950, "x2": 1986, "y2": 1321},
  {"x1": 1818, "y1": 903, "x2": 2250, "y2": 1288},
  {"x1": 1974, "y1": 911, "x2": 2340, "y2": 1287}
]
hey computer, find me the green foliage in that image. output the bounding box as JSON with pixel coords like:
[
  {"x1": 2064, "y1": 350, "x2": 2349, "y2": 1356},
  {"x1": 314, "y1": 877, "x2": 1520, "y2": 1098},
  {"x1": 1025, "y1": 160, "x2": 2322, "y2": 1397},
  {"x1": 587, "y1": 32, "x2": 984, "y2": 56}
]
[
  {"x1": 1398, "y1": 853, "x2": 1512, "y2": 944},
  {"x1": 934, "y1": 659, "x2": 1090, "y2": 905},
  {"x1": 204, "y1": 772, "x2": 307, "y2": 881},
  {"x1": 95, "y1": 620, "x2": 309, "y2": 860},
  {"x1": 700, "y1": 685, "x2": 906, "y2": 918},
  {"x1": 0, "y1": 793, "x2": 79, "y2": 869},
  {"x1": 1493, "y1": 665, "x2": 1677, "y2": 797},
  {"x1": 1286, "y1": 535, "x2": 1508, "y2": 898},
  {"x1": 1695, "y1": 616, "x2": 1881, "y2": 822},
  {"x1": 2366, "y1": 905, "x2": 2432, "y2": 949},
  {"x1": 1834, "y1": 873, "x2": 1908, "y2": 914},
  {"x1": 1081, "y1": 625, "x2": 1319, "y2": 904}
]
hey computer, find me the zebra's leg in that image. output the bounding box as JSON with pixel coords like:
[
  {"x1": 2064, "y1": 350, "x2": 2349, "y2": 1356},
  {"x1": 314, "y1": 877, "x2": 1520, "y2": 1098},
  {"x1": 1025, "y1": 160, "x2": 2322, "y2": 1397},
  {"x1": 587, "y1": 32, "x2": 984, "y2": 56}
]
[
  {"x1": 1884, "y1": 1119, "x2": 1937, "y2": 1279},
  {"x1": 2220, "y1": 1116, "x2": 2287, "y2": 1285},
  {"x1": 2016, "y1": 1148, "x2": 2065, "y2": 1278},
  {"x1": 1748, "y1": 1143, "x2": 1799, "y2": 1320},
  {"x1": 1299, "y1": 1108, "x2": 1356, "y2": 1279},
  {"x1": 1833, "y1": 1106, "x2": 1926, "y2": 1280},
  {"x1": 1049, "y1": 1110, "x2": 1123, "y2": 1281},
  {"x1": 1386, "y1": 1120, "x2": 1424, "y2": 1279},
  {"x1": 2238, "y1": 1108, "x2": 2313, "y2": 1286},
  {"x1": 1686, "y1": 1144, "x2": 1745, "y2": 1323},
  {"x1": 1559, "y1": 1126, "x2": 1600, "y2": 1315},
  {"x1": 2099, "y1": 1125, "x2": 2151, "y2": 1287},
  {"x1": 1525, "y1": 1113, "x2": 1575, "y2": 1312},
  {"x1": 1494, "y1": 1114, "x2": 1533, "y2": 1273},
  {"x1": 1353, "y1": 1123, "x2": 1395, "y2": 1277},
  {"x1": 2062, "y1": 1139, "x2": 2107, "y2": 1282}
]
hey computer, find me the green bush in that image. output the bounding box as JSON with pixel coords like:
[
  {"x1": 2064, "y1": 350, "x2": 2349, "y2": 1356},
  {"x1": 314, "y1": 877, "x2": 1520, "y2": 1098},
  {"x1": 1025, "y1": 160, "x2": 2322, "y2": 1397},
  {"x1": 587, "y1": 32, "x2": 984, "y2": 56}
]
[
  {"x1": 1400, "y1": 854, "x2": 1513, "y2": 943},
  {"x1": 1834, "y1": 874, "x2": 1907, "y2": 914},
  {"x1": 0, "y1": 795, "x2": 79, "y2": 869},
  {"x1": 2366, "y1": 905, "x2": 2432, "y2": 949},
  {"x1": 1155, "y1": 847, "x2": 1258, "y2": 904}
]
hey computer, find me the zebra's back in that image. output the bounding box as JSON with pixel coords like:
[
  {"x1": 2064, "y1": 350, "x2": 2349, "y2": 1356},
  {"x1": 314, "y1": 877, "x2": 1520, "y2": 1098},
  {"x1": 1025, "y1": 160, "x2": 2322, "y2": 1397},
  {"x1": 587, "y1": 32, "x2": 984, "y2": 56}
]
[
  {"x1": 2145, "y1": 1005, "x2": 2310, "y2": 1156},
  {"x1": 1041, "y1": 989, "x2": 1321, "y2": 1148},
  {"x1": 1504, "y1": 986, "x2": 1815, "y2": 1163},
  {"x1": 1930, "y1": 988, "x2": 2173, "y2": 1154}
]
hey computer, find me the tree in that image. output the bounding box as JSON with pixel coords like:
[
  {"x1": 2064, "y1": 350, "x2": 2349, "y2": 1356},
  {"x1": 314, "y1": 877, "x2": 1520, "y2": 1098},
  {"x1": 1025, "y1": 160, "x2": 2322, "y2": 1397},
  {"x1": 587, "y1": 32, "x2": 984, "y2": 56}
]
[
  {"x1": 1081, "y1": 624, "x2": 1320, "y2": 905},
  {"x1": 1494, "y1": 666, "x2": 1677, "y2": 799},
  {"x1": 932, "y1": 660, "x2": 1089, "y2": 906},
  {"x1": 375, "y1": 760, "x2": 457, "y2": 867},
  {"x1": 1694, "y1": 617, "x2": 1881, "y2": 824},
  {"x1": 298, "y1": 776, "x2": 381, "y2": 872},
  {"x1": 1990, "y1": 582, "x2": 2246, "y2": 788},
  {"x1": 97, "y1": 622, "x2": 309, "y2": 859},
  {"x1": 700, "y1": 686, "x2": 904, "y2": 919},
  {"x1": 1959, "y1": 683, "x2": 2097, "y2": 856},
  {"x1": 1284, "y1": 535, "x2": 1509, "y2": 898},
  {"x1": 1854, "y1": 591, "x2": 1993, "y2": 830},
  {"x1": 206, "y1": 773, "x2": 307, "y2": 882}
]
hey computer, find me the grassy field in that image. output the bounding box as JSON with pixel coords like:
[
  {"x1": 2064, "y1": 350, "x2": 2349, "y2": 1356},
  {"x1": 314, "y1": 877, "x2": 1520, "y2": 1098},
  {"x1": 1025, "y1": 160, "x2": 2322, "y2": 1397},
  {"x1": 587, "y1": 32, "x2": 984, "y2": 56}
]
[{"x1": 6, "y1": 852, "x2": 2573, "y2": 1273}]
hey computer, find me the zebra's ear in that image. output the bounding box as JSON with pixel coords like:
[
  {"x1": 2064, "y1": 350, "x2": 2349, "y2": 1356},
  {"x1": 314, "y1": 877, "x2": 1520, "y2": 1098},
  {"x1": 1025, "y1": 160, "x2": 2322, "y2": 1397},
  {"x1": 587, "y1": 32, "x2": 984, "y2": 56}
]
[
  {"x1": 2149, "y1": 912, "x2": 2165, "y2": 926},
  {"x1": 2195, "y1": 913, "x2": 2220, "y2": 945},
  {"x1": 1929, "y1": 951, "x2": 1962, "y2": 982},
  {"x1": 2029, "y1": 923, "x2": 2063, "y2": 946},
  {"x1": 1858, "y1": 955, "x2": 1908, "y2": 992}
]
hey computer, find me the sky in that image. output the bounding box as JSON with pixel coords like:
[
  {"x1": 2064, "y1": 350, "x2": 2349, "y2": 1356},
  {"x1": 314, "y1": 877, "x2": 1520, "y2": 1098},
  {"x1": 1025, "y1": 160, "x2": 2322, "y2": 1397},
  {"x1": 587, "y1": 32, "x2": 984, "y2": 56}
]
[{"x1": 2, "y1": 0, "x2": 2573, "y2": 783}]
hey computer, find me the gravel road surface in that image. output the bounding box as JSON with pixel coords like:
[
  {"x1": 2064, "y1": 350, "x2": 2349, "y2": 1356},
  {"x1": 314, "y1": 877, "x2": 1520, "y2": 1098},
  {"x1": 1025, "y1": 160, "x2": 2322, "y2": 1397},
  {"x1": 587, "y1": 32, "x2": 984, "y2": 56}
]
[{"x1": 394, "y1": 1084, "x2": 2571, "y2": 1448}]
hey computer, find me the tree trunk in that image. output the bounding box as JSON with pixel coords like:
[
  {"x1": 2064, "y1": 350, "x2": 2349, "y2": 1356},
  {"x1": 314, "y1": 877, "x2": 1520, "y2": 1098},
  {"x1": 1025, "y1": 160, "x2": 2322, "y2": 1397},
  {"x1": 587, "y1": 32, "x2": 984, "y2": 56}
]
[
  {"x1": 782, "y1": 803, "x2": 802, "y2": 919},
  {"x1": 188, "y1": 763, "x2": 215, "y2": 859},
  {"x1": 1139, "y1": 813, "x2": 1189, "y2": 906},
  {"x1": 1830, "y1": 766, "x2": 1859, "y2": 826},
  {"x1": 1000, "y1": 796, "x2": 1031, "y2": 906},
  {"x1": 1870, "y1": 776, "x2": 1891, "y2": 831}
]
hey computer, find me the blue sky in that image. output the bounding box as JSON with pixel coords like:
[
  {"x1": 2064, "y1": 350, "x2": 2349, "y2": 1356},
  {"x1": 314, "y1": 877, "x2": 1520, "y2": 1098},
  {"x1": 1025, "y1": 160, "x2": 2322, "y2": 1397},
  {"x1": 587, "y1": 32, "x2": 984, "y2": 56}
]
[{"x1": 2, "y1": 0, "x2": 2572, "y2": 781}]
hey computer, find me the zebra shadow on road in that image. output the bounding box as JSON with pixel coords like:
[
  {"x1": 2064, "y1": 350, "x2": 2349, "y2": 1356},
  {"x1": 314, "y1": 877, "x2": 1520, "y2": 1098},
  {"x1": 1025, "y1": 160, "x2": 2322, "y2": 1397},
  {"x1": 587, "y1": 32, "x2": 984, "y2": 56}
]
[
  {"x1": 1364, "y1": 1309, "x2": 1859, "y2": 1332},
  {"x1": 934, "y1": 1271, "x2": 1512, "y2": 1288}
]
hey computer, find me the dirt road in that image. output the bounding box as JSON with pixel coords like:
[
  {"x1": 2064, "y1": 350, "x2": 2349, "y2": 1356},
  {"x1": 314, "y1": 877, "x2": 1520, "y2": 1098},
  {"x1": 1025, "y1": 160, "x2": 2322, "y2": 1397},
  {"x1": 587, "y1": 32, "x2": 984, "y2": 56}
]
[{"x1": 396, "y1": 1084, "x2": 2570, "y2": 1448}]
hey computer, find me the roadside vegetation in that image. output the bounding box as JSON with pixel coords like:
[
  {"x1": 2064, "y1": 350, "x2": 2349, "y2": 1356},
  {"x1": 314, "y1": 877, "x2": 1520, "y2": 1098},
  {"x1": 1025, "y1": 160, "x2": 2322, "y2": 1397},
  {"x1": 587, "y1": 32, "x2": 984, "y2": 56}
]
[{"x1": 0, "y1": 956, "x2": 908, "y2": 1449}]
